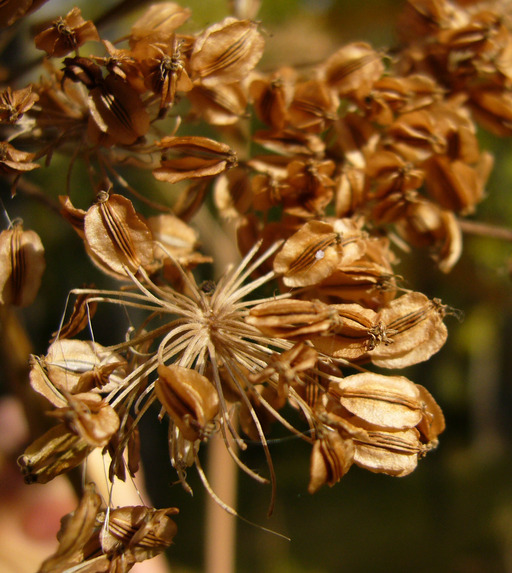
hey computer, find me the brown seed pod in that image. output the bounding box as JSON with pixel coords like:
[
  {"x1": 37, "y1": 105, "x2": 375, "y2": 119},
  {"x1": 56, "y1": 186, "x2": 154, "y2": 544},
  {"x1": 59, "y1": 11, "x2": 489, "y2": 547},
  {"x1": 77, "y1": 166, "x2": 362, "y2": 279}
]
[
  {"x1": 247, "y1": 298, "x2": 335, "y2": 339},
  {"x1": 308, "y1": 430, "x2": 354, "y2": 494},
  {"x1": 329, "y1": 372, "x2": 424, "y2": 430},
  {"x1": 190, "y1": 17, "x2": 264, "y2": 86},
  {"x1": 273, "y1": 219, "x2": 366, "y2": 287},
  {"x1": 155, "y1": 364, "x2": 219, "y2": 442},
  {"x1": 34, "y1": 7, "x2": 100, "y2": 58},
  {"x1": 0, "y1": 222, "x2": 45, "y2": 307},
  {"x1": 99, "y1": 505, "x2": 179, "y2": 563},
  {"x1": 83, "y1": 191, "x2": 156, "y2": 278},
  {"x1": 154, "y1": 135, "x2": 237, "y2": 184},
  {"x1": 17, "y1": 423, "x2": 93, "y2": 484}
]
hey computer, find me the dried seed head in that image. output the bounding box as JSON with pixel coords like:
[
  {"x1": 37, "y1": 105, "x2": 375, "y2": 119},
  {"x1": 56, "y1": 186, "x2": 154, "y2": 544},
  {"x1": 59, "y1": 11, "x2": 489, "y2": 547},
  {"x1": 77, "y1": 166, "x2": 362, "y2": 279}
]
[
  {"x1": 370, "y1": 292, "x2": 448, "y2": 368},
  {"x1": 250, "y1": 68, "x2": 296, "y2": 129},
  {"x1": 30, "y1": 339, "x2": 126, "y2": 407},
  {"x1": 87, "y1": 74, "x2": 151, "y2": 147},
  {"x1": 50, "y1": 292, "x2": 98, "y2": 342},
  {"x1": 288, "y1": 79, "x2": 339, "y2": 133},
  {"x1": 416, "y1": 384, "x2": 446, "y2": 442},
  {"x1": 188, "y1": 82, "x2": 248, "y2": 125},
  {"x1": 309, "y1": 303, "x2": 378, "y2": 360}
]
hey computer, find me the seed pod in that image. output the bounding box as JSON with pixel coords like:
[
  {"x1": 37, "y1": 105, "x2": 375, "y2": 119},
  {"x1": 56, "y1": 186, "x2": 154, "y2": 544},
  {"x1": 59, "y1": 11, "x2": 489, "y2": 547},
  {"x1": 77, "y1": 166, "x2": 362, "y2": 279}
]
[
  {"x1": 49, "y1": 392, "x2": 120, "y2": 448},
  {"x1": 34, "y1": 7, "x2": 100, "y2": 58},
  {"x1": 59, "y1": 195, "x2": 86, "y2": 237},
  {"x1": 0, "y1": 86, "x2": 38, "y2": 124},
  {"x1": 273, "y1": 219, "x2": 366, "y2": 287},
  {"x1": 416, "y1": 384, "x2": 446, "y2": 442},
  {"x1": 155, "y1": 364, "x2": 219, "y2": 442},
  {"x1": 99, "y1": 505, "x2": 179, "y2": 563},
  {"x1": 329, "y1": 372, "x2": 424, "y2": 430},
  {"x1": 84, "y1": 191, "x2": 155, "y2": 278},
  {"x1": 310, "y1": 303, "x2": 377, "y2": 360},
  {"x1": 18, "y1": 423, "x2": 93, "y2": 484},
  {"x1": 129, "y1": 2, "x2": 191, "y2": 45},
  {"x1": 250, "y1": 342, "x2": 318, "y2": 404},
  {"x1": 134, "y1": 36, "x2": 193, "y2": 116},
  {"x1": 0, "y1": 222, "x2": 45, "y2": 307},
  {"x1": 288, "y1": 79, "x2": 339, "y2": 133},
  {"x1": 322, "y1": 42, "x2": 384, "y2": 97},
  {"x1": 87, "y1": 74, "x2": 151, "y2": 147},
  {"x1": 188, "y1": 82, "x2": 248, "y2": 126},
  {"x1": 37, "y1": 483, "x2": 103, "y2": 573},
  {"x1": 246, "y1": 299, "x2": 334, "y2": 338},
  {"x1": 425, "y1": 156, "x2": 481, "y2": 214},
  {"x1": 0, "y1": 141, "x2": 39, "y2": 175},
  {"x1": 250, "y1": 68, "x2": 296, "y2": 130},
  {"x1": 308, "y1": 430, "x2": 354, "y2": 493},
  {"x1": 190, "y1": 18, "x2": 264, "y2": 86},
  {"x1": 353, "y1": 427, "x2": 424, "y2": 476},
  {"x1": 30, "y1": 339, "x2": 126, "y2": 406},
  {"x1": 370, "y1": 292, "x2": 448, "y2": 368},
  {"x1": 154, "y1": 135, "x2": 237, "y2": 184},
  {"x1": 50, "y1": 291, "x2": 97, "y2": 342},
  {"x1": 469, "y1": 88, "x2": 512, "y2": 137}
]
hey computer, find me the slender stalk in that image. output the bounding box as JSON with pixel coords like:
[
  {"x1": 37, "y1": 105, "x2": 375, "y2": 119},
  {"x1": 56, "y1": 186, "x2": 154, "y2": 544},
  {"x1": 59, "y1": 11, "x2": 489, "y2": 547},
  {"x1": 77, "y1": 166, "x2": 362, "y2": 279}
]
[
  {"x1": 459, "y1": 218, "x2": 512, "y2": 242},
  {"x1": 205, "y1": 431, "x2": 238, "y2": 573}
]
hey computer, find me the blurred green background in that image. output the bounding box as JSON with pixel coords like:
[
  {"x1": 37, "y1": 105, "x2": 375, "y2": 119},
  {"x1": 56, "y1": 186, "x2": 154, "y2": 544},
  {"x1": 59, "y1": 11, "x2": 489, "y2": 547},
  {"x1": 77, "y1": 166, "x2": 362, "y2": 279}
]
[{"x1": 2, "y1": 0, "x2": 512, "y2": 572}]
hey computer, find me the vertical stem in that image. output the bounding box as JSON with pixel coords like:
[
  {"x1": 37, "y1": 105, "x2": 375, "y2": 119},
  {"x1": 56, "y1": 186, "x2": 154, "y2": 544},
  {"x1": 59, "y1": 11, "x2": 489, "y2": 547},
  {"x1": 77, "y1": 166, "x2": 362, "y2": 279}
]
[{"x1": 205, "y1": 432, "x2": 238, "y2": 573}]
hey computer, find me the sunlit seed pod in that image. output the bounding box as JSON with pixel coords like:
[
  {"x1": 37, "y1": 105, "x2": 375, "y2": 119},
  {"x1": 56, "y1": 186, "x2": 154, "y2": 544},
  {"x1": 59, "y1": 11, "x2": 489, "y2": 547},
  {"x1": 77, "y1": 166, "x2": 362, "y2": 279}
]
[
  {"x1": 154, "y1": 135, "x2": 237, "y2": 184},
  {"x1": 84, "y1": 191, "x2": 155, "y2": 278},
  {"x1": 352, "y1": 427, "x2": 424, "y2": 477},
  {"x1": 329, "y1": 372, "x2": 424, "y2": 430},
  {"x1": 99, "y1": 505, "x2": 179, "y2": 562},
  {"x1": 246, "y1": 298, "x2": 334, "y2": 339},
  {"x1": 190, "y1": 17, "x2": 265, "y2": 86},
  {"x1": 308, "y1": 430, "x2": 354, "y2": 494},
  {"x1": 155, "y1": 364, "x2": 219, "y2": 442},
  {"x1": 0, "y1": 222, "x2": 45, "y2": 307},
  {"x1": 370, "y1": 292, "x2": 448, "y2": 368},
  {"x1": 17, "y1": 423, "x2": 93, "y2": 484}
]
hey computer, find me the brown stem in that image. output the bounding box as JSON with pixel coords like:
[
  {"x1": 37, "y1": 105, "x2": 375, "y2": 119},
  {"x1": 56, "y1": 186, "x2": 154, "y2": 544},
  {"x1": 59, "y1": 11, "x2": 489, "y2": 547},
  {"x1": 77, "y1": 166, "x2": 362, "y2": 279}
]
[
  {"x1": 7, "y1": 177, "x2": 61, "y2": 215},
  {"x1": 458, "y1": 218, "x2": 512, "y2": 242}
]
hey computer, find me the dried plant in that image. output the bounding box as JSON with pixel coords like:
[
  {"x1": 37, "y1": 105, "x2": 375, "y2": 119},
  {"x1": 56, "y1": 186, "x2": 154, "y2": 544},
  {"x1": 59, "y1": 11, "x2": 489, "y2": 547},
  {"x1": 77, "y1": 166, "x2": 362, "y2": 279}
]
[{"x1": 1, "y1": 0, "x2": 511, "y2": 571}]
